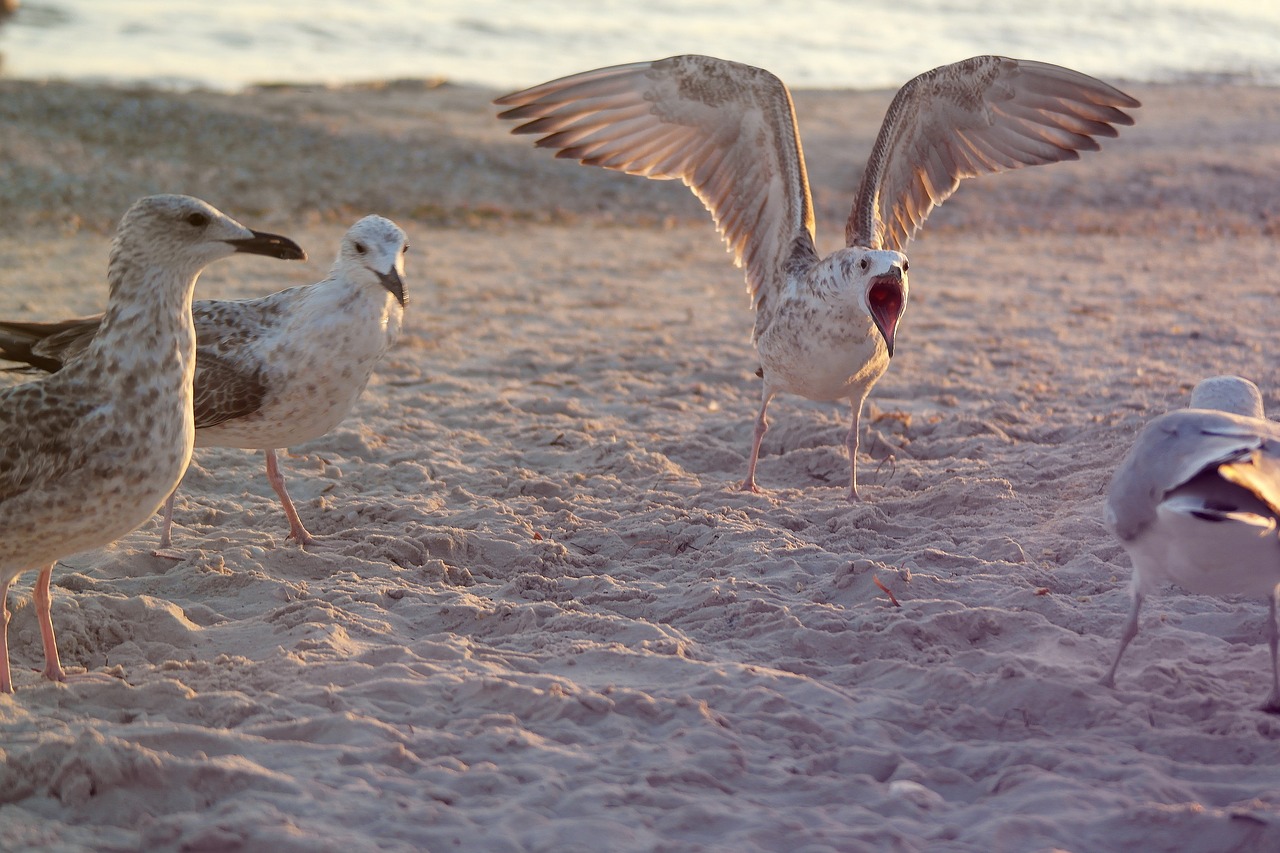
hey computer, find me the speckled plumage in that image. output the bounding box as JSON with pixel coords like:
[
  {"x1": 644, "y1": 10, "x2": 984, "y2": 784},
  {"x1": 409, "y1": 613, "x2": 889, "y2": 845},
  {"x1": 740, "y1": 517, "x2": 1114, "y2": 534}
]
[
  {"x1": 0, "y1": 215, "x2": 408, "y2": 549},
  {"x1": 1102, "y1": 376, "x2": 1280, "y2": 711},
  {"x1": 496, "y1": 54, "x2": 1138, "y2": 498},
  {"x1": 0, "y1": 194, "x2": 305, "y2": 692}
]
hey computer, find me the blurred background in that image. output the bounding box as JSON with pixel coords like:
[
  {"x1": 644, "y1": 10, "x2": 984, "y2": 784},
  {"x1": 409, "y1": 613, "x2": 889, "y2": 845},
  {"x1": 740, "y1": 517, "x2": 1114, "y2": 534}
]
[{"x1": 0, "y1": 0, "x2": 1278, "y2": 93}]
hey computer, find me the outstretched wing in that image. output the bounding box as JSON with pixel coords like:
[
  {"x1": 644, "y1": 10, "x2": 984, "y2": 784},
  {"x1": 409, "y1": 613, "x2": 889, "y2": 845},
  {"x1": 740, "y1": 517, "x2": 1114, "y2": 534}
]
[
  {"x1": 496, "y1": 55, "x2": 817, "y2": 309},
  {"x1": 847, "y1": 55, "x2": 1139, "y2": 252}
]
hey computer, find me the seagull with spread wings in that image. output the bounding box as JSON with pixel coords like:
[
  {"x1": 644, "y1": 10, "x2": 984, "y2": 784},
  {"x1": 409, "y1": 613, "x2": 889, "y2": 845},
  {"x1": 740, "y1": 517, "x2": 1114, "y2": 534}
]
[{"x1": 496, "y1": 54, "x2": 1139, "y2": 498}]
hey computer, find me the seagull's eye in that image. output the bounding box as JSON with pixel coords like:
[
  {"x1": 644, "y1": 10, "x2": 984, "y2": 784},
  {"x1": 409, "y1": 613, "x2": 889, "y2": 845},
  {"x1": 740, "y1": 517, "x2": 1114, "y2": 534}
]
[
  {"x1": 903, "y1": 259, "x2": 909, "y2": 272},
  {"x1": 402, "y1": 243, "x2": 410, "y2": 254},
  {"x1": 858, "y1": 257, "x2": 869, "y2": 271},
  {"x1": 186, "y1": 212, "x2": 209, "y2": 227},
  {"x1": 354, "y1": 242, "x2": 367, "y2": 255}
]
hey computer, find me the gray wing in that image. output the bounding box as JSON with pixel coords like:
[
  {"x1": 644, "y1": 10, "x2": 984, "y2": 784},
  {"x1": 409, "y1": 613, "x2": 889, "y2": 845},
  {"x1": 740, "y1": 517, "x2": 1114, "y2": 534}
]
[
  {"x1": 1105, "y1": 412, "x2": 1280, "y2": 542},
  {"x1": 496, "y1": 54, "x2": 816, "y2": 310},
  {"x1": 189, "y1": 298, "x2": 281, "y2": 429},
  {"x1": 192, "y1": 351, "x2": 267, "y2": 429},
  {"x1": 0, "y1": 293, "x2": 289, "y2": 431},
  {"x1": 0, "y1": 379, "x2": 97, "y2": 504},
  {"x1": 0, "y1": 319, "x2": 270, "y2": 430},
  {"x1": 847, "y1": 56, "x2": 1139, "y2": 252},
  {"x1": 1215, "y1": 444, "x2": 1280, "y2": 519}
]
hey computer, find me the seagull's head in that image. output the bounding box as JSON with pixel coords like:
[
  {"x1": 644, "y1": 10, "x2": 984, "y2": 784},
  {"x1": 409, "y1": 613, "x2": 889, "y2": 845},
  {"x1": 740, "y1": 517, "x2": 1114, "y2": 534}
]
[
  {"x1": 839, "y1": 247, "x2": 909, "y2": 358},
  {"x1": 113, "y1": 194, "x2": 306, "y2": 275},
  {"x1": 1189, "y1": 375, "x2": 1265, "y2": 419},
  {"x1": 335, "y1": 215, "x2": 410, "y2": 308}
]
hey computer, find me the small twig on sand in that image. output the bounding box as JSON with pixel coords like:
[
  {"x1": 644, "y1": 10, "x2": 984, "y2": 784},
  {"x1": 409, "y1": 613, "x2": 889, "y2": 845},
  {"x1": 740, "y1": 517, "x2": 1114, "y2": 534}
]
[{"x1": 874, "y1": 576, "x2": 901, "y2": 607}]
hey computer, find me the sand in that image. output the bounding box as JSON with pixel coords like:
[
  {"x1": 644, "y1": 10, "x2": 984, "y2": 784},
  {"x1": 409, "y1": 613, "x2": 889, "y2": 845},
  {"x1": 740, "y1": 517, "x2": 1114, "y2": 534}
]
[{"x1": 1, "y1": 74, "x2": 1279, "y2": 852}]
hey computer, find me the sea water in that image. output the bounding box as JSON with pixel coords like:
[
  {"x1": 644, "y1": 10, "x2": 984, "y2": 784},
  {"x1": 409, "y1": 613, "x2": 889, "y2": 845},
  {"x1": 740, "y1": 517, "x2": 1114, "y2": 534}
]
[{"x1": 1, "y1": 0, "x2": 1278, "y2": 92}]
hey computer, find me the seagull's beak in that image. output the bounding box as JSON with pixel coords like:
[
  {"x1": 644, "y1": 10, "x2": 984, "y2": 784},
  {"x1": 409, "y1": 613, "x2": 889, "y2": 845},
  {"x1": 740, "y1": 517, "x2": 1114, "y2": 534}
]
[
  {"x1": 867, "y1": 269, "x2": 906, "y2": 358},
  {"x1": 378, "y1": 267, "x2": 407, "y2": 307},
  {"x1": 226, "y1": 230, "x2": 307, "y2": 262}
]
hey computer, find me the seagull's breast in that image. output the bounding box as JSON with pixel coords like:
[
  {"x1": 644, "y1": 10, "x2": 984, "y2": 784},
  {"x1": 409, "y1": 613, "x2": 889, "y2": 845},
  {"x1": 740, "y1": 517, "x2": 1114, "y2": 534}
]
[
  {"x1": 197, "y1": 289, "x2": 401, "y2": 449},
  {"x1": 1, "y1": 368, "x2": 194, "y2": 572},
  {"x1": 755, "y1": 296, "x2": 889, "y2": 402}
]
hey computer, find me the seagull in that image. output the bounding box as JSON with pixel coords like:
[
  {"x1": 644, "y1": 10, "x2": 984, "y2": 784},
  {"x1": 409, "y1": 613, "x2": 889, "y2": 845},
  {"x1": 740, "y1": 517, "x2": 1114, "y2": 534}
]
[
  {"x1": 0, "y1": 194, "x2": 305, "y2": 692},
  {"x1": 0, "y1": 215, "x2": 409, "y2": 550},
  {"x1": 1102, "y1": 375, "x2": 1280, "y2": 712},
  {"x1": 495, "y1": 54, "x2": 1139, "y2": 498}
]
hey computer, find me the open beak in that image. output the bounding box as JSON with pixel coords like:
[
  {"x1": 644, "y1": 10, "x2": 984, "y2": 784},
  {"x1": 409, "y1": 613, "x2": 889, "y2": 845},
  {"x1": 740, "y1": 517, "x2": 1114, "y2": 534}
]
[
  {"x1": 379, "y1": 267, "x2": 407, "y2": 307},
  {"x1": 867, "y1": 270, "x2": 905, "y2": 358},
  {"x1": 226, "y1": 229, "x2": 307, "y2": 262}
]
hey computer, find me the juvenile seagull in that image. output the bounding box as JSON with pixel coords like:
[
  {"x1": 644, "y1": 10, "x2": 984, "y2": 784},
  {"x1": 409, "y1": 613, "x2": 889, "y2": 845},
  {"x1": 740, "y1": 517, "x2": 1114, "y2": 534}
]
[
  {"x1": 1103, "y1": 375, "x2": 1280, "y2": 712},
  {"x1": 0, "y1": 194, "x2": 305, "y2": 692},
  {"x1": 496, "y1": 55, "x2": 1138, "y2": 498},
  {"x1": 0, "y1": 215, "x2": 409, "y2": 549}
]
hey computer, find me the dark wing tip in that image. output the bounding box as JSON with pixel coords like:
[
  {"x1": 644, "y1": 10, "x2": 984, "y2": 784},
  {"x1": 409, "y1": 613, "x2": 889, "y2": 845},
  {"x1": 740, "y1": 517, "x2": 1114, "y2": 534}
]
[{"x1": 495, "y1": 103, "x2": 539, "y2": 122}]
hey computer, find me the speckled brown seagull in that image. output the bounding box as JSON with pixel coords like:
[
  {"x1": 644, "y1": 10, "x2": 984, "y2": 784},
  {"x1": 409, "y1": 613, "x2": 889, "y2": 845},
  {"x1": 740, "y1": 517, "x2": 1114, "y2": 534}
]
[
  {"x1": 0, "y1": 215, "x2": 408, "y2": 551},
  {"x1": 0, "y1": 194, "x2": 305, "y2": 692},
  {"x1": 1103, "y1": 376, "x2": 1280, "y2": 712},
  {"x1": 496, "y1": 54, "x2": 1139, "y2": 498}
]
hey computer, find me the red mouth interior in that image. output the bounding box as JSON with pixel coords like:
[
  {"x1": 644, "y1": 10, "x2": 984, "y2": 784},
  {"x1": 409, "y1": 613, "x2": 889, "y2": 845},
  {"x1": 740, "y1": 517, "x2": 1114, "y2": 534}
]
[{"x1": 868, "y1": 277, "x2": 904, "y2": 330}]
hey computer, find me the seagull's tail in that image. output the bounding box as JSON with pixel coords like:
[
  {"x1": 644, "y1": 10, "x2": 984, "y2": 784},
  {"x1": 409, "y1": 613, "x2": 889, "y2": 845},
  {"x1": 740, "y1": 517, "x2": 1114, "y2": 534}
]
[{"x1": 0, "y1": 317, "x2": 101, "y2": 373}]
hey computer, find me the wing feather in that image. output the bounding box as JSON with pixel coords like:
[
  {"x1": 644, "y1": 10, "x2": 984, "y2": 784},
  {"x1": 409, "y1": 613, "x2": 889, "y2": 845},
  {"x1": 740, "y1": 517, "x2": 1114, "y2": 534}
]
[
  {"x1": 0, "y1": 379, "x2": 98, "y2": 504},
  {"x1": 1218, "y1": 446, "x2": 1280, "y2": 520},
  {"x1": 1106, "y1": 414, "x2": 1280, "y2": 543},
  {"x1": 497, "y1": 55, "x2": 816, "y2": 307},
  {"x1": 192, "y1": 350, "x2": 267, "y2": 429},
  {"x1": 0, "y1": 316, "x2": 101, "y2": 372},
  {"x1": 847, "y1": 55, "x2": 1138, "y2": 252}
]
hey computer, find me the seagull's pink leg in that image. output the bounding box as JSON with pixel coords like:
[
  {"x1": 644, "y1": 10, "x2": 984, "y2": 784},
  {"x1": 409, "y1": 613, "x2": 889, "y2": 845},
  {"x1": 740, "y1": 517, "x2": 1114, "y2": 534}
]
[
  {"x1": 740, "y1": 389, "x2": 774, "y2": 494},
  {"x1": 845, "y1": 399, "x2": 865, "y2": 502},
  {"x1": 157, "y1": 488, "x2": 178, "y2": 550},
  {"x1": 152, "y1": 488, "x2": 188, "y2": 559},
  {"x1": 1100, "y1": 590, "x2": 1143, "y2": 688},
  {"x1": 265, "y1": 449, "x2": 316, "y2": 547},
  {"x1": 1262, "y1": 588, "x2": 1280, "y2": 714},
  {"x1": 0, "y1": 574, "x2": 13, "y2": 694},
  {"x1": 32, "y1": 563, "x2": 65, "y2": 683}
]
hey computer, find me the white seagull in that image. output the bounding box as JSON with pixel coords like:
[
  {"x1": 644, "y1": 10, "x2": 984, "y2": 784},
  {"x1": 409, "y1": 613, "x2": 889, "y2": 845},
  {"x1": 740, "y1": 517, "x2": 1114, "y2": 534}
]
[
  {"x1": 0, "y1": 194, "x2": 305, "y2": 692},
  {"x1": 0, "y1": 215, "x2": 409, "y2": 550},
  {"x1": 496, "y1": 54, "x2": 1139, "y2": 498},
  {"x1": 1102, "y1": 375, "x2": 1280, "y2": 712}
]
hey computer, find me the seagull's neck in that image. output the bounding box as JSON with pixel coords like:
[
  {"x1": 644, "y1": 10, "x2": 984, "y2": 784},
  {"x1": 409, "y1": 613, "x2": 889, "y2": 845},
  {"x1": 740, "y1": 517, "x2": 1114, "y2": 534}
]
[
  {"x1": 802, "y1": 253, "x2": 857, "y2": 305},
  {"x1": 319, "y1": 271, "x2": 399, "y2": 316},
  {"x1": 88, "y1": 253, "x2": 199, "y2": 390}
]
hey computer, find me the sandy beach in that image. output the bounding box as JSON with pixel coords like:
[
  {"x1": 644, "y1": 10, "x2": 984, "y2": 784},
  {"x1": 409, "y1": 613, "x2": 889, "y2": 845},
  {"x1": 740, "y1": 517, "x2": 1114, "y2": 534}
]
[{"x1": 1, "y1": 75, "x2": 1279, "y2": 851}]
